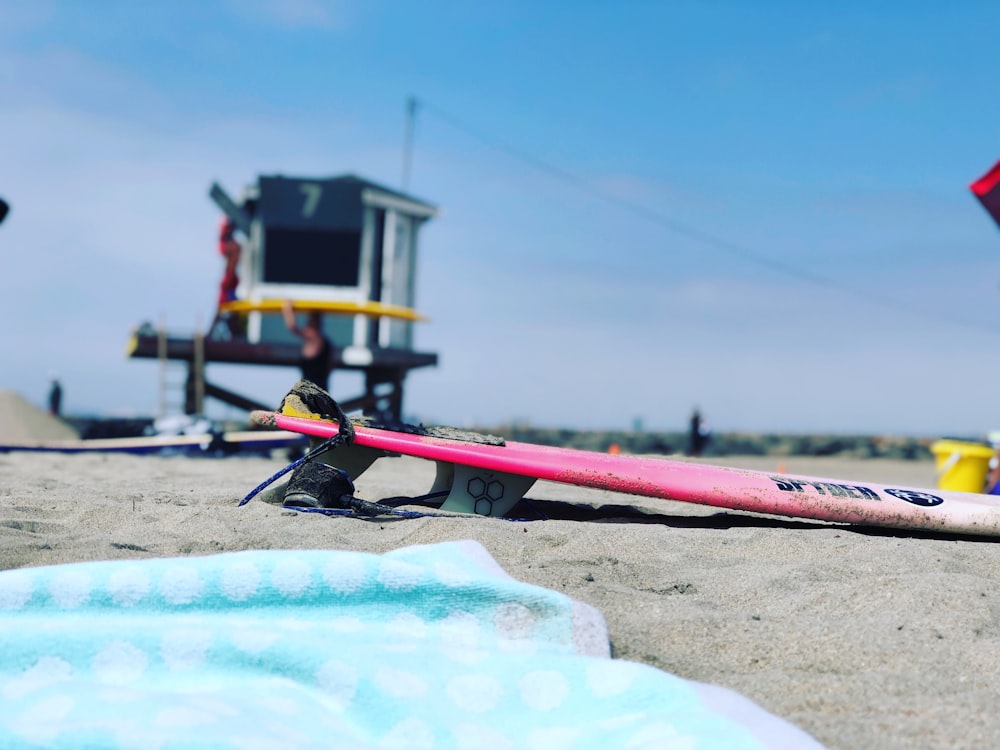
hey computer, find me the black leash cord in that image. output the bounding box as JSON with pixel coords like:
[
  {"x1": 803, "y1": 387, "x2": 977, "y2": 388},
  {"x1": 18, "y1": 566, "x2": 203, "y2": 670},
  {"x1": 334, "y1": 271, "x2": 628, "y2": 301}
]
[{"x1": 238, "y1": 435, "x2": 343, "y2": 507}]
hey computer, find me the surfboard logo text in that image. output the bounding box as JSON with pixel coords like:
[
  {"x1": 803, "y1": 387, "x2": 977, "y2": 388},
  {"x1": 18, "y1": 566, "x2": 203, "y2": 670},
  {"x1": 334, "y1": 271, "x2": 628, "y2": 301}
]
[
  {"x1": 770, "y1": 477, "x2": 945, "y2": 507},
  {"x1": 770, "y1": 477, "x2": 879, "y2": 500}
]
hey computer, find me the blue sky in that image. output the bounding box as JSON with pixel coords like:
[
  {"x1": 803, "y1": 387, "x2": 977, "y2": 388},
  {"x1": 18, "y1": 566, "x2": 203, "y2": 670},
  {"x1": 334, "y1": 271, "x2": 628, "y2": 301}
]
[{"x1": 2, "y1": 0, "x2": 1000, "y2": 436}]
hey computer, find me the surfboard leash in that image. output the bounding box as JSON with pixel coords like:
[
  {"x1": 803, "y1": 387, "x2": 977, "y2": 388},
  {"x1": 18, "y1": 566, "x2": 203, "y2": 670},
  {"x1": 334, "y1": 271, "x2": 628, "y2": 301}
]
[
  {"x1": 238, "y1": 433, "x2": 346, "y2": 507},
  {"x1": 239, "y1": 434, "x2": 440, "y2": 518},
  {"x1": 240, "y1": 380, "x2": 358, "y2": 507}
]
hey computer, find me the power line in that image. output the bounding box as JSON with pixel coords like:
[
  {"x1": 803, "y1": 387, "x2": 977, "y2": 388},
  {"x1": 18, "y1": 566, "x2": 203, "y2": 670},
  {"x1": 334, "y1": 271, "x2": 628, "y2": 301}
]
[{"x1": 416, "y1": 98, "x2": 998, "y2": 335}]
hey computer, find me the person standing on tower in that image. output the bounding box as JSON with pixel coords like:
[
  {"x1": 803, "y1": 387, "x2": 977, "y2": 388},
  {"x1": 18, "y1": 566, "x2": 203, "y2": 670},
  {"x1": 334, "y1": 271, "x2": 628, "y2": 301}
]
[
  {"x1": 283, "y1": 300, "x2": 333, "y2": 391},
  {"x1": 210, "y1": 218, "x2": 245, "y2": 339}
]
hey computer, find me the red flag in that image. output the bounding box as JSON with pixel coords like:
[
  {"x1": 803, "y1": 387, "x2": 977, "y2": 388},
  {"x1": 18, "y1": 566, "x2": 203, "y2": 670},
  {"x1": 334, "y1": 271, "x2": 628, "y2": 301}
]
[{"x1": 970, "y1": 159, "x2": 1000, "y2": 229}]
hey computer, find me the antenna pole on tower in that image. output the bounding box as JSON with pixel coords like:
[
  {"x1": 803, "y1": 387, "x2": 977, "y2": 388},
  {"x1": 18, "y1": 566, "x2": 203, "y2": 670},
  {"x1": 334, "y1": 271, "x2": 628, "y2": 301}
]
[{"x1": 401, "y1": 96, "x2": 418, "y2": 191}]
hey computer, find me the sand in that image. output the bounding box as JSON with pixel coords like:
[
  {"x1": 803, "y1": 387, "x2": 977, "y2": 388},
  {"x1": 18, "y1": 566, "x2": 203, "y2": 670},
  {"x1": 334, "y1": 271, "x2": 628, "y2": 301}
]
[
  {"x1": 1, "y1": 443, "x2": 998, "y2": 749},
  {"x1": 0, "y1": 390, "x2": 79, "y2": 441}
]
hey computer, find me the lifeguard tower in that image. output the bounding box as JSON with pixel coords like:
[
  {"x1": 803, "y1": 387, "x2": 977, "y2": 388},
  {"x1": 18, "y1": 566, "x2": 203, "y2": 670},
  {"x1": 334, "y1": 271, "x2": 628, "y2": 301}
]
[{"x1": 127, "y1": 173, "x2": 439, "y2": 423}]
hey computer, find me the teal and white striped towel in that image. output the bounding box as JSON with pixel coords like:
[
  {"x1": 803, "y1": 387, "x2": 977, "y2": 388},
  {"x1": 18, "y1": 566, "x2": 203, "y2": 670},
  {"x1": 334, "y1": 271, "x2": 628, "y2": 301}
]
[{"x1": 0, "y1": 540, "x2": 822, "y2": 749}]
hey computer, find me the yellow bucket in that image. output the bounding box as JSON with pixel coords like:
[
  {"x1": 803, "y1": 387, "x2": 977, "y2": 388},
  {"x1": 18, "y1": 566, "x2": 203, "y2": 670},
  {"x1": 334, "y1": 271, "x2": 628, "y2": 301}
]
[{"x1": 930, "y1": 440, "x2": 995, "y2": 493}]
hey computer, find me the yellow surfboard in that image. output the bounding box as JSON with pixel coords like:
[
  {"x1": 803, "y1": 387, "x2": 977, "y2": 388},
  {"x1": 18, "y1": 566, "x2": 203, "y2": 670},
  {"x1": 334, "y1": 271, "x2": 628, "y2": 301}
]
[{"x1": 219, "y1": 298, "x2": 428, "y2": 322}]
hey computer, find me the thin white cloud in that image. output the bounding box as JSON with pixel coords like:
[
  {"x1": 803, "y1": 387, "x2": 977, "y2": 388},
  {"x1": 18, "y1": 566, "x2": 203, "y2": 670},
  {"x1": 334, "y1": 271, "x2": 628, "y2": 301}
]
[
  {"x1": 222, "y1": 0, "x2": 348, "y2": 29},
  {"x1": 839, "y1": 75, "x2": 942, "y2": 111},
  {"x1": 0, "y1": 0, "x2": 55, "y2": 38}
]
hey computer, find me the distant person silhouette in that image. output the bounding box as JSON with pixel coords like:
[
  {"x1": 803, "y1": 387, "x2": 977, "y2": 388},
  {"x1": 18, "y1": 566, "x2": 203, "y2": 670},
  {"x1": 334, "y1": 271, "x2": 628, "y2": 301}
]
[
  {"x1": 48, "y1": 376, "x2": 63, "y2": 417},
  {"x1": 687, "y1": 408, "x2": 710, "y2": 457}
]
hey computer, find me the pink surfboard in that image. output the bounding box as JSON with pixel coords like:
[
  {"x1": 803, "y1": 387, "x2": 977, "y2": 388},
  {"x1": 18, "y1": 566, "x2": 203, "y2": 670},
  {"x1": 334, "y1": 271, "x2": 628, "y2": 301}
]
[{"x1": 251, "y1": 411, "x2": 1000, "y2": 536}]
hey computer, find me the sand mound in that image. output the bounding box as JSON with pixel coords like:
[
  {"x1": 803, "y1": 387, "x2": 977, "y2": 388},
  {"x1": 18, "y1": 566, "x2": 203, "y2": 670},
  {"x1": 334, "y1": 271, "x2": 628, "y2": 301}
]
[{"x1": 0, "y1": 391, "x2": 79, "y2": 442}]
